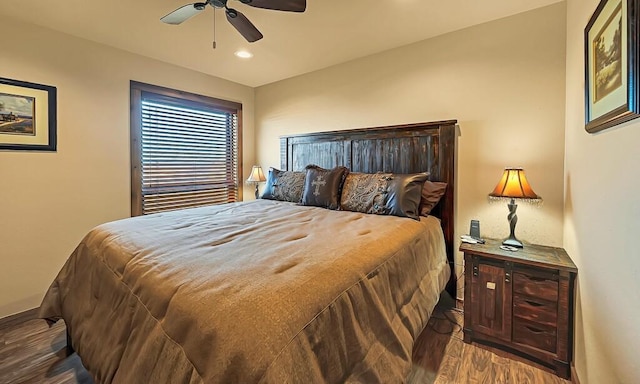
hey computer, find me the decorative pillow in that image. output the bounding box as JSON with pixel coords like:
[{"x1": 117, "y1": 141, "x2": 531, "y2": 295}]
[
  {"x1": 341, "y1": 172, "x2": 428, "y2": 220},
  {"x1": 300, "y1": 165, "x2": 349, "y2": 210},
  {"x1": 340, "y1": 172, "x2": 392, "y2": 215},
  {"x1": 260, "y1": 168, "x2": 306, "y2": 203},
  {"x1": 385, "y1": 173, "x2": 429, "y2": 220},
  {"x1": 419, "y1": 181, "x2": 448, "y2": 216}
]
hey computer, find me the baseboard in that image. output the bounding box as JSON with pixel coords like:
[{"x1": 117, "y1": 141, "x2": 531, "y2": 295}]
[
  {"x1": 571, "y1": 364, "x2": 580, "y2": 384},
  {"x1": 0, "y1": 307, "x2": 39, "y2": 329}
]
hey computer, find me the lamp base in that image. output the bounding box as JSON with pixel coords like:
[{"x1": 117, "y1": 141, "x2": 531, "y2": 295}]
[
  {"x1": 502, "y1": 237, "x2": 523, "y2": 248},
  {"x1": 503, "y1": 198, "x2": 523, "y2": 248}
]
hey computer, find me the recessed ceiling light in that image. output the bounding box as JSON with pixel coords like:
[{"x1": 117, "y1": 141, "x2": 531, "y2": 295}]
[{"x1": 234, "y1": 50, "x2": 253, "y2": 59}]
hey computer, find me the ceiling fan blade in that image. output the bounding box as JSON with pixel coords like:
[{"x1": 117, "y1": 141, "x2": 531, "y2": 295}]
[
  {"x1": 226, "y1": 9, "x2": 263, "y2": 42},
  {"x1": 240, "y1": 0, "x2": 306, "y2": 12},
  {"x1": 161, "y1": 3, "x2": 206, "y2": 25}
]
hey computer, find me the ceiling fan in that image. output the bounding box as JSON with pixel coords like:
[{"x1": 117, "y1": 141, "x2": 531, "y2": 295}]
[{"x1": 161, "y1": 0, "x2": 306, "y2": 43}]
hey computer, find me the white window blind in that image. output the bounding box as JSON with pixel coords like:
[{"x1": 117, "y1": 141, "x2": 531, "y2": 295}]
[{"x1": 133, "y1": 89, "x2": 240, "y2": 215}]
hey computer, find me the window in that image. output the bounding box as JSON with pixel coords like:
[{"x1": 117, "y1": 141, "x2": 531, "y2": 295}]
[{"x1": 130, "y1": 81, "x2": 242, "y2": 216}]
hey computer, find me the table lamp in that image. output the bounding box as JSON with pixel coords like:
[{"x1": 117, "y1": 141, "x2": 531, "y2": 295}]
[
  {"x1": 489, "y1": 168, "x2": 542, "y2": 248},
  {"x1": 246, "y1": 165, "x2": 266, "y2": 199}
]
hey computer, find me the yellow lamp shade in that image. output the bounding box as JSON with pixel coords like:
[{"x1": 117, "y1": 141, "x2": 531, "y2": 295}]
[{"x1": 489, "y1": 168, "x2": 540, "y2": 200}]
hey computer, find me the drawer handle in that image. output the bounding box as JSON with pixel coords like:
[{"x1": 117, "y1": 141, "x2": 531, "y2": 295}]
[
  {"x1": 524, "y1": 300, "x2": 544, "y2": 307},
  {"x1": 525, "y1": 325, "x2": 545, "y2": 334},
  {"x1": 527, "y1": 276, "x2": 549, "y2": 282}
]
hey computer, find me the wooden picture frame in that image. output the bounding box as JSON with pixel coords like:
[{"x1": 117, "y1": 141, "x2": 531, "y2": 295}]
[
  {"x1": 0, "y1": 77, "x2": 57, "y2": 151},
  {"x1": 585, "y1": 0, "x2": 640, "y2": 133}
]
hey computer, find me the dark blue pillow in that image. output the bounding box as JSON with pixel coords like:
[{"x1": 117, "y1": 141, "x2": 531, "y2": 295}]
[
  {"x1": 300, "y1": 165, "x2": 349, "y2": 210},
  {"x1": 260, "y1": 168, "x2": 306, "y2": 203}
]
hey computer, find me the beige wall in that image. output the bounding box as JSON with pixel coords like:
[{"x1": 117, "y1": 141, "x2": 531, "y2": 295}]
[
  {"x1": 0, "y1": 19, "x2": 255, "y2": 318},
  {"x1": 256, "y1": 3, "x2": 567, "y2": 299},
  {"x1": 5, "y1": 3, "x2": 635, "y2": 382},
  {"x1": 564, "y1": 1, "x2": 640, "y2": 383}
]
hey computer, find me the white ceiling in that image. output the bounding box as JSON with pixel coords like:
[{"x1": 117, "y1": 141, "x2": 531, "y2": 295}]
[{"x1": 0, "y1": 0, "x2": 563, "y2": 87}]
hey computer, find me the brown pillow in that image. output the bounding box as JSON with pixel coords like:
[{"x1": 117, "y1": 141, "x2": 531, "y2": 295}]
[
  {"x1": 260, "y1": 168, "x2": 306, "y2": 203},
  {"x1": 341, "y1": 172, "x2": 428, "y2": 220},
  {"x1": 419, "y1": 181, "x2": 448, "y2": 216},
  {"x1": 301, "y1": 165, "x2": 349, "y2": 210}
]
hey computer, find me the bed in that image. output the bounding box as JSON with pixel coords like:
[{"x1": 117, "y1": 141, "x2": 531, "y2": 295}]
[{"x1": 39, "y1": 120, "x2": 458, "y2": 383}]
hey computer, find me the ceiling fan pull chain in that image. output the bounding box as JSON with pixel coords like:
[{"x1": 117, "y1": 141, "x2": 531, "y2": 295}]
[{"x1": 212, "y1": 6, "x2": 217, "y2": 49}]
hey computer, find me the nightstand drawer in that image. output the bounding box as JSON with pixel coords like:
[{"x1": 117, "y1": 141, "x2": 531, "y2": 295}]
[
  {"x1": 512, "y1": 318, "x2": 557, "y2": 353},
  {"x1": 513, "y1": 294, "x2": 557, "y2": 326},
  {"x1": 513, "y1": 272, "x2": 558, "y2": 301}
]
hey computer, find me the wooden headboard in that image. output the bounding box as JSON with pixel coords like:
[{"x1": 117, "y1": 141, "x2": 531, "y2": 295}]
[{"x1": 280, "y1": 120, "x2": 457, "y2": 297}]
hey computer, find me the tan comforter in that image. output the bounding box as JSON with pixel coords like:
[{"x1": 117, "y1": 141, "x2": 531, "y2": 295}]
[{"x1": 39, "y1": 199, "x2": 450, "y2": 383}]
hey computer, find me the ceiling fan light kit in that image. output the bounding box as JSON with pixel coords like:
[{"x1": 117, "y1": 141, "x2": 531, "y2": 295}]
[{"x1": 161, "y1": 0, "x2": 306, "y2": 43}]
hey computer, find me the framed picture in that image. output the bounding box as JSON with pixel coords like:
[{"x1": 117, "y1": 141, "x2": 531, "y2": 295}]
[
  {"x1": 585, "y1": 0, "x2": 639, "y2": 133},
  {"x1": 0, "y1": 77, "x2": 57, "y2": 151}
]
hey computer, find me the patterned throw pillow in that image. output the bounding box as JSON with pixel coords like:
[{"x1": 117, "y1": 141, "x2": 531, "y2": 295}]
[
  {"x1": 341, "y1": 172, "x2": 429, "y2": 220},
  {"x1": 300, "y1": 165, "x2": 349, "y2": 210},
  {"x1": 260, "y1": 168, "x2": 306, "y2": 203},
  {"x1": 340, "y1": 173, "x2": 392, "y2": 215}
]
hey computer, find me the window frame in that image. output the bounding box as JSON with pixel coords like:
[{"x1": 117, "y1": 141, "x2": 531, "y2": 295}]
[{"x1": 130, "y1": 81, "x2": 243, "y2": 216}]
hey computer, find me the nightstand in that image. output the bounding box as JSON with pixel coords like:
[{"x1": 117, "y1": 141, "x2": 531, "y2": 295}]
[{"x1": 460, "y1": 239, "x2": 577, "y2": 379}]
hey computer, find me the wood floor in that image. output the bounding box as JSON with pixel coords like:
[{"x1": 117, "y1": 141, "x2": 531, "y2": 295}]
[{"x1": 0, "y1": 298, "x2": 569, "y2": 384}]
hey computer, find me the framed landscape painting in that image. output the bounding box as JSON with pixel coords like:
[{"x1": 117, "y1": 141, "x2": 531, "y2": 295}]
[
  {"x1": 585, "y1": 0, "x2": 640, "y2": 133},
  {"x1": 0, "y1": 77, "x2": 57, "y2": 151}
]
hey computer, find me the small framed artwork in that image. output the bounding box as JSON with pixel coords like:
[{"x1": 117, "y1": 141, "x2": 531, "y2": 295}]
[
  {"x1": 584, "y1": 0, "x2": 639, "y2": 133},
  {"x1": 0, "y1": 77, "x2": 57, "y2": 151}
]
